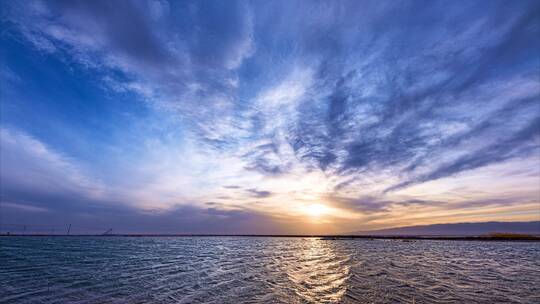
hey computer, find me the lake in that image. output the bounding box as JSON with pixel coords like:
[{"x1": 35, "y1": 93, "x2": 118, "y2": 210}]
[{"x1": 1, "y1": 237, "x2": 539, "y2": 303}]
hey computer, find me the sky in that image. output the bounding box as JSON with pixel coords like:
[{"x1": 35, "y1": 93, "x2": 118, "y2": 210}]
[{"x1": 0, "y1": 0, "x2": 539, "y2": 234}]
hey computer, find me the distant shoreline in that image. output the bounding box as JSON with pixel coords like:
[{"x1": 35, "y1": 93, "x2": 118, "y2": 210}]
[{"x1": 1, "y1": 234, "x2": 539, "y2": 241}]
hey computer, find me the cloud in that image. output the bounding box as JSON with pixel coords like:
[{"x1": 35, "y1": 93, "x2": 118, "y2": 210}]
[
  {"x1": 327, "y1": 196, "x2": 444, "y2": 215},
  {"x1": 327, "y1": 196, "x2": 392, "y2": 214},
  {"x1": 0, "y1": 128, "x2": 103, "y2": 200},
  {"x1": 1, "y1": 202, "x2": 287, "y2": 235},
  {"x1": 3, "y1": 0, "x2": 254, "y2": 136},
  {"x1": 277, "y1": 1, "x2": 540, "y2": 194},
  {"x1": 5, "y1": 0, "x2": 537, "y2": 191},
  {"x1": 326, "y1": 194, "x2": 535, "y2": 220},
  {"x1": 1, "y1": 0, "x2": 539, "y2": 232},
  {"x1": 0, "y1": 128, "x2": 286, "y2": 234},
  {"x1": 246, "y1": 189, "x2": 273, "y2": 198},
  {"x1": 2, "y1": 202, "x2": 49, "y2": 213},
  {"x1": 386, "y1": 117, "x2": 540, "y2": 192},
  {"x1": 223, "y1": 185, "x2": 241, "y2": 189}
]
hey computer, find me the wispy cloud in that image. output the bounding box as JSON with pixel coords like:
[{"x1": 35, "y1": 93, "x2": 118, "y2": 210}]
[
  {"x1": 1, "y1": 0, "x2": 539, "y2": 233},
  {"x1": 246, "y1": 189, "x2": 273, "y2": 198},
  {"x1": 0, "y1": 128, "x2": 104, "y2": 200}
]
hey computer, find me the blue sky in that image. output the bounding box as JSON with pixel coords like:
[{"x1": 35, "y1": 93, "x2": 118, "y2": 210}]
[{"x1": 1, "y1": 0, "x2": 539, "y2": 234}]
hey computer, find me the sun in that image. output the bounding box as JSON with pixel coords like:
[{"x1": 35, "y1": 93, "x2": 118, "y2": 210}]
[{"x1": 305, "y1": 204, "x2": 329, "y2": 217}]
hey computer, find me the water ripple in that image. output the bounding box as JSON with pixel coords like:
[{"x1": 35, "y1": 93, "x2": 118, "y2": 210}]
[{"x1": 1, "y1": 237, "x2": 539, "y2": 303}]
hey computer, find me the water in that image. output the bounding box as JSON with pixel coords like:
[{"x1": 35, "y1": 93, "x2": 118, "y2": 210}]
[{"x1": 1, "y1": 237, "x2": 539, "y2": 303}]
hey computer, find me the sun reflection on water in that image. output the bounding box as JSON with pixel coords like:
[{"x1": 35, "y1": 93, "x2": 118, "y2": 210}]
[{"x1": 282, "y1": 238, "x2": 351, "y2": 303}]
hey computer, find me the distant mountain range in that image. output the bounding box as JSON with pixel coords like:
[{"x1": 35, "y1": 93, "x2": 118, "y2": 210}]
[{"x1": 352, "y1": 221, "x2": 540, "y2": 236}]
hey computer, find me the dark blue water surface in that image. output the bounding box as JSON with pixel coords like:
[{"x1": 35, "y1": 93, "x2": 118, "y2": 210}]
[{"x1": 1, "y1": 237, "x2": 539, "y2": 303}]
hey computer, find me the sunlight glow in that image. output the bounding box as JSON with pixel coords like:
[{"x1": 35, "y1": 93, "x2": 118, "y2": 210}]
[{"x1": 305, "y1": 204, "x2": 330, "y2": 218}]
